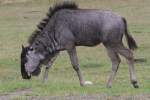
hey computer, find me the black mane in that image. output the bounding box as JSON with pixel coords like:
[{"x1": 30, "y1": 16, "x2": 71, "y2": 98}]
[{"x1": 28, "y1": 1, "x2": 78, "y2": 44}]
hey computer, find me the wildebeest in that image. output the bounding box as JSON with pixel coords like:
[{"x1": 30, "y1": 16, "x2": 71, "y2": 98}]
[{"x1": 21, "y1": 1, "x2": 139, "y2": 88}]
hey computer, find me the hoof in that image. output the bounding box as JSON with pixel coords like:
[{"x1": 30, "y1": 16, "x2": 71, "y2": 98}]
[
  {"x1": 133, "y1": 83, "x2": 139, "y2": 88},
  {"x1": 106, "y1": 82, "x2": 112, "y2": 88},
  {"x1": 106, "y1": 85, "x2": 112, "y2": 88},
  {"x1": 80, "y1": 82, "x2": 85, "y2": 87},
  {"x1": 132, "y1": 81, "x2": 139, "y2": 88}
]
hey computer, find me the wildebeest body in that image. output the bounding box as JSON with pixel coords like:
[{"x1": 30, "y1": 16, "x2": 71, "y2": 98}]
[
  {"x1": 21, "y1": 2, "x2": 139, "y2": 88},
  {"x1": 45, "y1": 9, "x2": 124, "y2": 48}
]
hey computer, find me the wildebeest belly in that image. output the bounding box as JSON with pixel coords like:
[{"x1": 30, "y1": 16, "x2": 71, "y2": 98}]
[
  {"x1": 75, "y1": 33, "x2": 101, "y2": 46},
  {"x1": 71, "y1": 22, "x2": 101, "y2": 46}
]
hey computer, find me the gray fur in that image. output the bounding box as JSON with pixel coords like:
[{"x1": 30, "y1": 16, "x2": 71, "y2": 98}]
[{"x1": 21, "y1": 2, "x2": 138, "y2": 88}]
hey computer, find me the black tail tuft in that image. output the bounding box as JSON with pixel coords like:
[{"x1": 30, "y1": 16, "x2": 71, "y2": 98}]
[
  {"x1": 127, "y1": 35, "x2": 138, "y2": 50},
  {"x1": 122, "y1": 17, "x2": 138, "y2": 50}
]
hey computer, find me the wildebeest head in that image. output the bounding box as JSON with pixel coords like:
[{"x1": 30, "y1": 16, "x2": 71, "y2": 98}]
[{"x1": 21, "y1": 45, "x2": 45, "y2": 79}]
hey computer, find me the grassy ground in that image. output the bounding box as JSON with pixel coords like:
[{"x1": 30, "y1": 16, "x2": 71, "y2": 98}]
[{"x1": 0, "y1": 0, "x2": 150, "y2": 99}]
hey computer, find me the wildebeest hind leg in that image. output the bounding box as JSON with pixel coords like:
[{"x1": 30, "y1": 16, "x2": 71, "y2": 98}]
[
  {"x1": 67, "y1": 47, "x2": 85, "y2": 86},
  {"x1": 104, "y1": 45, "x2": 121, "y2": 88},
  {"x1": 117, "y1": 45, "x2": 139, "y2": 88}
]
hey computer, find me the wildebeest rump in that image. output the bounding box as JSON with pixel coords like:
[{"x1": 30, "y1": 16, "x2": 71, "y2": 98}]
[{"x1": 21, "y1": 1, "x2": 139, "y2": 88}]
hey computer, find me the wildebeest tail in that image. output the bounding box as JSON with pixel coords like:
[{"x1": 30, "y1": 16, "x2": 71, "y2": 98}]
[{"x1": 122, "y1": 17, "x2": 138, "y2": 50}]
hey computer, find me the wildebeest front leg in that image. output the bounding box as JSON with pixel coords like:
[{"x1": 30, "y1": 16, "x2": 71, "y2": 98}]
[
  {"x1": 43, "y1": 53, "x2": 59, "y2": 82},
  {"x1": 67, "y1": 47, "x2": 85, "y2": 86},
  {"x1": 43, "y1": 66, "x2": 50, "y2": 82}
]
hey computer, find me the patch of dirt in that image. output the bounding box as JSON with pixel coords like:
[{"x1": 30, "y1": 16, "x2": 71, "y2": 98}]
[
  {"x1": 0, "y1": 88, "x2": 32, "y2": 100},
  {"x1": 1, "y1": 93, "x2": 150, "y2": 100},
  {"x1": 25, "y1": 94, "x2": 150, "y2": 100},
  {"x1": 0, "y1": 89, "x2": 150, "y2": 100}
]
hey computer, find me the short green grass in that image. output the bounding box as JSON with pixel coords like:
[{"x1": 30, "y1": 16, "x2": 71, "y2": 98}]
[{"x1": 0, "y1": 0, "x2": 150, "y2": 98}]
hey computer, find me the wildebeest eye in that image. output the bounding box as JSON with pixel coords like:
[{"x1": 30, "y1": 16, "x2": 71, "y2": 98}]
[{"x1": 29, "y1": 47, "x2": 34, "y2": 51}]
